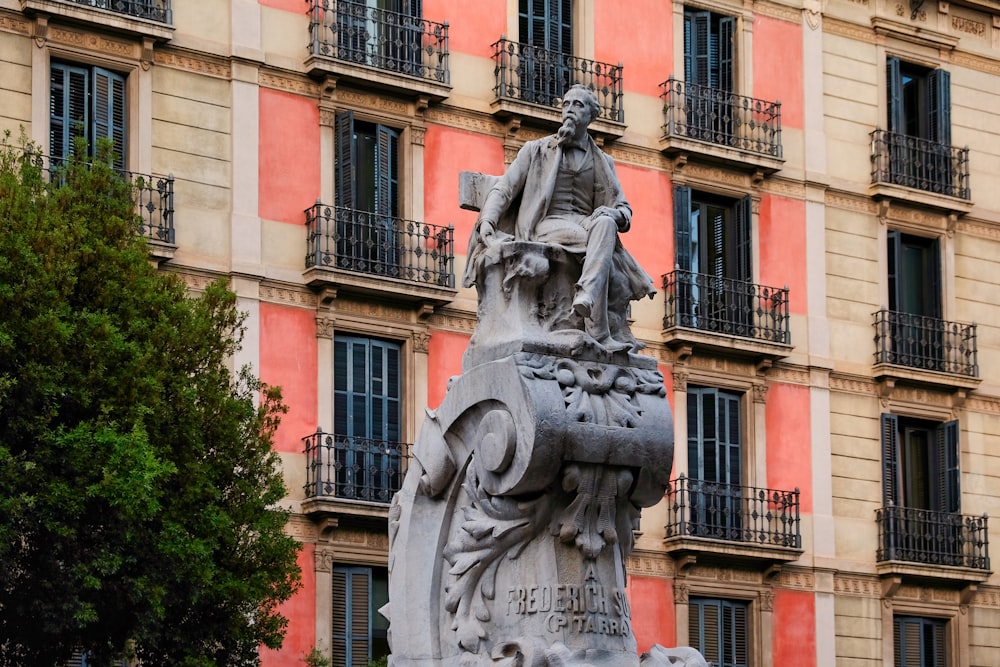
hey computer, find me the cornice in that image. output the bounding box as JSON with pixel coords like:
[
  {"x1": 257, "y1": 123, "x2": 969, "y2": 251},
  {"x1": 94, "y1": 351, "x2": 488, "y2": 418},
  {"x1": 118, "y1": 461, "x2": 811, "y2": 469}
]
[
  {"x1": 259, "y1": 69, "x2": 319, "y2": 98},
  {"x1": 154, "y1": 47, "x2": 231, "y2": 79},
  {"x1": 0, "y1": 11, "x2": 31, "y2": 35}
]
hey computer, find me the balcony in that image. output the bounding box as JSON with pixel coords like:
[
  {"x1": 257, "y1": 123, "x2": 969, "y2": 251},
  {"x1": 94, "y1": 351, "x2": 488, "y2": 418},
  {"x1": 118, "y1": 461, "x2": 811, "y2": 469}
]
[
  {"x1": 306, "y1": 0, "x2": 450, "y2": 101},
  {"x1": 870, "y1": 129, "x2": 972, "y2": 214},
  {"x1": 20, "y1": 0, "x2": 173, "y2": 41},
  {"x1": 304, "y1": 203, "x2": 456, "y2": 305},
  {"x1": 302, "y1": 429, "x2": 410, "y2": 520},
  {"x1": 659, "y1": 78, "x2": 783, "y2": 175},
  {"x1": 873, "y1": 309, "x2": 979, "y2": 391},
  {"x1": 662, "y1": 269, "x2": 792, "y2": 362},
  {"x1": 490, "y1": 37, "x2": 624, "y2": 139},
  {"x1": 876, "y1": 506, "x2": 991, "y2": 585},
  {"x1": 663, "y1": 476, "x2": 803, "y2": 567},
  {"x1": 30, "y1": 152, "x2": 175, "y2": 261}
]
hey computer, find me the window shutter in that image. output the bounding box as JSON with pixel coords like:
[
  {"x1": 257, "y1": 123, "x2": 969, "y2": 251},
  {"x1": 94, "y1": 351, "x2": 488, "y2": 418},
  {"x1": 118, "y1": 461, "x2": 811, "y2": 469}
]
[
  {"x1": 93, "y1": 67, "x2": 126, "y2": 170},
  {"x1": 887, "y1": 229, "x2": 901, "y2": 313},
  {"x1": 556, "y1": 0, "x2": 572, "y2": 56},
  {"x1": 718, "y1": 16, "x2": 735, "y2": 92},
  {"x1": 735, "y1": 194, "x2": 752, "y2": 283},
  {"x1": 725, "y1": 601, "x2": 748, "y2": 666},
  {"x1": 927, "y1": 68, "x2": 951, "y2": 146},
  {"x1": 375, "y1": 125, "x2": 399, "y2": 218},
  {"x1": 335, "y1": 110, "x2": 356, "y2": 210},
  {"x1": 936, "y1": 420, "x2": 960, "y2": 514},
  {"x1": 688, "y1": 388, "x2": 719, "y2": 483},
  {"x1": 931, "y1": 619, "x2": 946, "y2": 667},
  {"x1": 881, "y1": 413, "x2": 900, "y2": 506},
  {"x1": 332, "y1": 567, "x2": 372, "y2": 667},
  {"x1": 332, "y1": 569, "x2": 349, "y2": 666},
  {"x1": 927, "y1": 237, "x2": 942, "y2": 319},
  {"x1": 673, "y1": 185, "x2": 693, "y2": 271},
  {"x1": 886, "y1": 56, "x2": 903, "y2": 135},
  {"x1": 719, "y1": 391, "x2": 742, "y2": 486},
  {"x1": 690, "y1": 11, "x2": 712, "y2": 88},
  {"x1": 50, "y1": 63, "x2": 90, "y2": 162}
]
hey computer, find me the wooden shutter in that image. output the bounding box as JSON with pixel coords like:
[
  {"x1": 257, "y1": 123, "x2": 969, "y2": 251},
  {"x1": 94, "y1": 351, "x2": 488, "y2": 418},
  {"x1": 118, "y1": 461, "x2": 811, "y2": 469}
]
[
  {"x1": 673, "y1": 185, "x2": 692, "y2": 271},
  {"x1": 936, "y1": 420, "x2": 960, "y2": 514},
  {"x1": 886, "y1": 230, "x2": 901, "y2": 312},
  {"x1": 50, "y1": 63, "x2": 90, "y2": 162},
  {"x1": 725, "y1": 600, "x2": 748, "y2": 667},
  {"x1": 881, "y1": 413, "x2": 900, "y2": 506},
  {"x1": 690, "y1": 598, "x2": 748, "y2": 667},
  {"x1": 685, "y1": 11, "x2": 712, "y2": 88},
  {"x1": 927, "y1": 68, "x2": 951, "y2": 146},
  {"x1": 93, "y1": 67, "x2": 126, "y2": 171},
  {"x1": 718, "y1": 16, "x2": 735, "y2": 92},
  {"x1": 375, "y1": 125, "x2": 399, "y2": 219},
  {"x1": 332, "y1": 566, "x2": 372, "y2": 667},
  {"x1": 718, "y1": 391, "x2": 742, "y2": 486},
  {"x1": 895, "y1": 616, "x2": 946, "y2": 667},
  {"x1": 734, "y1": 194, "x2": 752, "y2": 283},
  {"x1": 335, "y1": 110, "x2": 356, "y2": 210},
  {"x1": 886, "y1": 56, "x2": 903, "y2": 135}
]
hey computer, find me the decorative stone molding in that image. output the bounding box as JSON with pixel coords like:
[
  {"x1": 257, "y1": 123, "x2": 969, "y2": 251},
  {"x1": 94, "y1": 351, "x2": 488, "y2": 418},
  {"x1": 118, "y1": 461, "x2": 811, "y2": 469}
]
[
  {"x1": 0, "y1": 14, "x2": 31, "y2": 35},
  {"x1": 760, "y1": 590, "x2": 775, "y2": 612},
  {"x1": 50, "y1": 26, "x2": 135, "y2": 57},
  {"x1": 410, "y1": 125, "x2": 426, "y2": 146},
  {"x1": 672, "y1": 371, "x2": 689, "y2": 393},
  {"x1": 752, "y1": 383, "x2": 769, "y2": 404},
  {"x1": 314, "y1": 547, "x2": 336, "y2": 573},
  {"x1": 316, "y1": 316, "x2": 335, "y2": 339},
  {"x1": 673, "y1": 583, "x2": 689, "y2": 604},
  {"x1": 154, "y1": 50, "x2": 230, "y2": 79},
  {"x1": 411, "y1": 330, "x2": 431, "y2": 353}
]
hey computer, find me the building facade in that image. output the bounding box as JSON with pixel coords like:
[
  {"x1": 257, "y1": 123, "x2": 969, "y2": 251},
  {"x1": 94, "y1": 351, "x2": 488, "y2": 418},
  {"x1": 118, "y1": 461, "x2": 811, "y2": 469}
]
[{"x1": 1, "y1": 0, "x2": 998, "y2": 665}]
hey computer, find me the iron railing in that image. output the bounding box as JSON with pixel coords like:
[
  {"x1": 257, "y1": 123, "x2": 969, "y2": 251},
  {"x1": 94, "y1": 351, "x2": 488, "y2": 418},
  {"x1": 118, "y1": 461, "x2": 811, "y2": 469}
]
[
  {"x1": 663, "y1": 269, "x2": 790, "y2": 344},
  {"x1": 660, "y1": 78, "x2": 782, "y2": 159},
  {"x1": 307, "y1": 0, "x2": 449, "y2": 84},
  {"x1": 26, "y1": 153, "x2": 175, "y2": 245},
  {"x1": 873, "y1": 309, "x2": 978, "y2": 377},
  {"x1": 305, "y1": 203, "x2": 455, "y2": 287},
  {"x1": 871, "y1": 129, "x2": 970, "y2": 200},
  {"x1": 303, "y1": 429, "x2": 410, "y2": 504},
  {"x1": 665, "y1": 476, "x2": 801, "y2": 549},
  {"x1": 877, "y1": 505, "x2": 990, "y2": 570},
  {"x1": 63, "y1": 0, "x2": 171, "y2": 22},
  {"x1": 491, "y1": 37, "x2": 624, "y2": 123}
]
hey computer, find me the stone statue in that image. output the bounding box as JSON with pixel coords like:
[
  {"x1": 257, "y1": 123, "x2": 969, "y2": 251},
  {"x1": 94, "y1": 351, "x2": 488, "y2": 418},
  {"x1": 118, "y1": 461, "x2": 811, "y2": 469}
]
[
  {"x1": 384, "y1": 85, "x2": 704, "y2": 667},
  {"x1": 463, "y1": 84, "x2": 656, "y2": 356}
]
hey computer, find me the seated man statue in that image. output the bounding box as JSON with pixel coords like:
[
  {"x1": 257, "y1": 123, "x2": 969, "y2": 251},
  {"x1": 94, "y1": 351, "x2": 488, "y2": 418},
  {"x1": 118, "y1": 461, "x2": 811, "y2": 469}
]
[{"x1": 462, "y1": 84, "x2": 655, "y2": 352}]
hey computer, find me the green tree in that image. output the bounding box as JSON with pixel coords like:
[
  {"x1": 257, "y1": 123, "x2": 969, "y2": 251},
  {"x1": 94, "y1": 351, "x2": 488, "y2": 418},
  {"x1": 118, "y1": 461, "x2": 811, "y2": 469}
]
[{"x1": 0, "y1": 137, "x2": 301, "y2": 666}]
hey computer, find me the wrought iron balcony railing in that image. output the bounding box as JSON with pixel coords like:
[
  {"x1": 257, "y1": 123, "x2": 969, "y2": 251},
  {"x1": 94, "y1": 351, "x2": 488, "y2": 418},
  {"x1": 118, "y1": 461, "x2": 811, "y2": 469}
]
[
  {"x1": 663, "y1": 269, "x2": 790, "y2": 344},
  {"x1": 305, "y1": 203, "x2": 455, "y2": 288},
  {"x1": 303, "y1": 429, "x2": 410, "y2": 504},
  {"x1": 491, "y1": 37, "x2": 624, "y2": 123},
  {"x1": 660, "y1": 78, "x2": 782, "y2": 159},
  {"x1": 60, "y1": 0, "x2": 171, "y2": 22},
  {"x1": 877, "y1": 505, "x2": 990, "y2": 570},
  {"x1": 871, "y1": 129, "x2": 970, "y2": 200},
  {"x1": 25, "y1": 152, "x2": 175, "y2": 245},
  {"x1": 307, "y1": 0, "x2": 449, "y2": 84},
  {"x1": 873, "y1": 309, "x2": 978, "y2": 378},
  {"x1": 665, "y1": 476, "x2": 801, "y2": 549}
]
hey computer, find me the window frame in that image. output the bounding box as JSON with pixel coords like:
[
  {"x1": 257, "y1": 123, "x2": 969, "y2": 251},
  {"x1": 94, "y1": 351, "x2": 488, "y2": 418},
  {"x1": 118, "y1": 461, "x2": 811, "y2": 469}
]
[
  {"x1": 880, "y1": 413, "x2": 960, "y2": 514},
  {"x1": 672, "y1": 0, "x2": 753, "y2": 96},
  {"x1": 689, "y1": 596, "x2": 751, "y2": 667},
  {"x1": 49, "y1": 60, "x2": 128, "y2": 170}
]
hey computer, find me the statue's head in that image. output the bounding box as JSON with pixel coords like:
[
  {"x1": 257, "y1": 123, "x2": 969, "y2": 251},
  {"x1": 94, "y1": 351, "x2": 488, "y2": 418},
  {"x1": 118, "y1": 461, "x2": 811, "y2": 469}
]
[{"x1": 561, "y1": 85, "x2": 601, "y2": 128}]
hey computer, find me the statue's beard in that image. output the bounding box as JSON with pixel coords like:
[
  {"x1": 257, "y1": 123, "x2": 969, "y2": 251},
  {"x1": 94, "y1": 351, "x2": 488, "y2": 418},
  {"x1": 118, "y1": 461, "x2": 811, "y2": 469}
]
[{"x1": 557, "y1": 116, "x2": 578, "y2": 146}]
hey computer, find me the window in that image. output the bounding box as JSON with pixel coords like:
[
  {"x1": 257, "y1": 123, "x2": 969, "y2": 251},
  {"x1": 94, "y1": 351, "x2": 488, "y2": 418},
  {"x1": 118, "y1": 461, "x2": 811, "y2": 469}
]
[
  {"x1": 333, "y1": 565, "x2": 390, "y2": 667},
  {"x1": 518, "y1": 0, "x2": 573, "y2": 106},
  {"x1": 886, "y1": 231, "x2": 944, "y2": 367},
  {"x1": 673, "y1": 185, "x2": 752, "y2": 332},
  {"x1": 687, "y1": 386, "x2": 743, "y2": 539},
  {"x1": 881, "y1": 414, "x2": 962, "y2": 565},
  {"x1": 689, "y1": 597, "x2": 749, "y2": 667},
  {"x1": 894, "y1": 616, "x2": 947, "y2": 667},
  {"x1": 334, "y1": 111, "x2": 400, "y2": 274},
  {"x1": 683, "y1": 8, "x2": 735, "y2": 142},
  {"x1": 883, "y1": 57, "x2": 955, "y2": 195},
  {"x1": 50, "y1": 62, "x2": 126, "y2": 170},
  {"x1": 336, "y1": 0, "x2": 424, "y2": 72},
  {"x1": 333, "y1": 335, "x2": 402, "y2": 502}
]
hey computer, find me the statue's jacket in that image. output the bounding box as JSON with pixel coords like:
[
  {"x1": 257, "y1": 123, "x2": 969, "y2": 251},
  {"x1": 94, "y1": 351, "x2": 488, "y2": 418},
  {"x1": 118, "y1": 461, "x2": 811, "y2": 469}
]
[{"x1": 463, "y1": 135, "x2": 655, "y2": 302}]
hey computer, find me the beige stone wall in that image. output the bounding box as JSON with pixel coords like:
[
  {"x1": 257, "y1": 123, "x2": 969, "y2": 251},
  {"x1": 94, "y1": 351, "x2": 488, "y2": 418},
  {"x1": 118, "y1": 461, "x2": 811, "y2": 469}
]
[
  {"x1": 834, "y1": 594, "x2": 882, "y2": 666},
  {"x1": 0, "y1": 19, "x2": 31, "y2": 137}
]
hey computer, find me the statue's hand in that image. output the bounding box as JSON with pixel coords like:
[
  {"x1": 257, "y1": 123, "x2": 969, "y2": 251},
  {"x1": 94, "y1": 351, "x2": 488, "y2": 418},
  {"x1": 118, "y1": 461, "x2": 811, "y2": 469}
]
[
  {"x1": 592, "y1": 206, "x2": 626, "y2": 231},
  {"x1": 478, "y1": 220, "x2": 511, "y2": 248}
]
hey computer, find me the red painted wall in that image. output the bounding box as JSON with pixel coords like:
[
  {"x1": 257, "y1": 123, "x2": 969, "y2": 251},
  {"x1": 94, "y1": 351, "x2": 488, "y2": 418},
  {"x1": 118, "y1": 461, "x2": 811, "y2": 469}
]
[
  {"x1": 627, "y1": 575, "x2": 676, "y2": 653},
  {"x1": 258, "y1": 0, "x2": 300, "y2": 13},
  {"x1": 424, "y1": 0, "x2": 504, "y2": 58},
  {"x1": 752, "y1": 16, "x2": 804, "y2": 129},
  {"x1": 423, "y1": 125, "x2": 504, "y2": 255},
  {"x1": 765, "y1": 383, "x2": 811, "y2": 512},
  {"x1": 614, "y1": 165, "x2": 673, "y2": 282},
  {"x1": 427, "y1": 329, "x2": 470, "y2": 408},
  {"x1": 261, "y1": 544, "x2": 317, "y2": 666},
  {"x1": 260, "y1": 302, "x2": 318, "y2": 454},
  {"x1": 259, "y1": 89, "x2": 320, "y2": 225},
  {"x1": 595, "y1": 0, "x2": 672, "y2": 96},
  {"x1": 758, "y1": 194, "x2": 806, "y2": 315},
  {"x1": 772, "y1": 589, "x2": 816, "y2": 667}
]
